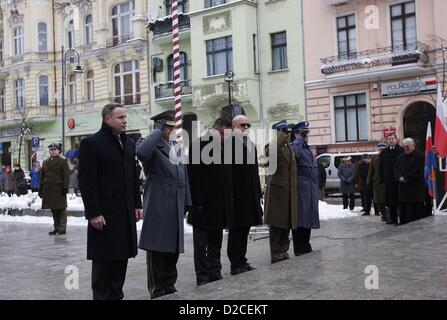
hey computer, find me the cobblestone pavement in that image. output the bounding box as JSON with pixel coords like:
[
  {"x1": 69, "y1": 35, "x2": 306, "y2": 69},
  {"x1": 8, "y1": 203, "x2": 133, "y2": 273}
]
[{"x1": 1, "y1": 215, "x2": 447, "y2": 300}]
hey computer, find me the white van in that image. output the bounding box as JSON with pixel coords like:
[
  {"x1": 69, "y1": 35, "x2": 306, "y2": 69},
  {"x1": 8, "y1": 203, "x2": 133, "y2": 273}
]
[{"x1": 316, "y1": 151, "x2": 379, "y2": 194}]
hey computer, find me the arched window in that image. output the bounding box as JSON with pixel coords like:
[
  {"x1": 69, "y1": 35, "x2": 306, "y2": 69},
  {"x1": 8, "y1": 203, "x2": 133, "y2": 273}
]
[
  {"x1": 38, "y1": 22, "x2": 48, "y2": 52},
  {"x1": 13, "y1": 26, "x2": 24, "y2": 55},
  {"x1": 111, "y1": 1, "x2": 135, "y2": 45},
  {"x1": 167, "y1": 52, "x2": 188, "y2": 81},
  {"x1": 67, "y1": 19, "x2": 75, "y2": 48},
  {"x1": 85, "y1": 15, "x2": 93, "y2": 45},
  {"x1": 86, "y1": 70, "x2": 94, "y2": 102},
  {"x1": 38, "y1": 75, "x2": 49, "y2": 106},
  {"x1": 68, "y1": 74, "x2": 76, "y2": 104}
]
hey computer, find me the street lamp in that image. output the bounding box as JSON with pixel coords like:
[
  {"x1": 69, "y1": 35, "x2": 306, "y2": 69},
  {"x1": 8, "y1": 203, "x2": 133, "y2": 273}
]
[
  {"x1": 224, "y1": 71, "x2": 235, "y2": 120},
  {"x1": 61, "y1": 45, "x2": 83, "y2": 155}
]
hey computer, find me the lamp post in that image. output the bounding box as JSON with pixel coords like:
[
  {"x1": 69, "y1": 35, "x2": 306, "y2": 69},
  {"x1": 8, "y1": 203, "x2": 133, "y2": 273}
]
[
  {"x1": 61, "y1": 45, "x2": 83, "y2": 155},
  {"x1": 224, "y1": 71, "x2": 235, "y2": 120}
]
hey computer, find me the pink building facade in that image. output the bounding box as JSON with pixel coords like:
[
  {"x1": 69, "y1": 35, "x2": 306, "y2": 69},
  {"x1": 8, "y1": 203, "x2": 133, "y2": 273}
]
[{"x1": 303, "y1": 0, "x2": 447, "y2": 153}]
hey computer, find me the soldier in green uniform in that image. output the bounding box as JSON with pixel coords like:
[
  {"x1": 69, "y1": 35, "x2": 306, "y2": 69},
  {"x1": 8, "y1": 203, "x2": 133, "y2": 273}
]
[{"x1": 39, "y1": 143, "x2": 70, "y2": 235}]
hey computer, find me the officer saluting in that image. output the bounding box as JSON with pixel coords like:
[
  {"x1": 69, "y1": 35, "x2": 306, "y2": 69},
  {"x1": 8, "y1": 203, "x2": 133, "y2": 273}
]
[
  {"x1": 39, "y1": 143, "x2": 70, "y2": 235},
  {"x1": 290, "y1": 121, "x2": 320, "y2": 255},
  {"x1": 137, "y1": 110, "x2": 191, "y2": 299}
]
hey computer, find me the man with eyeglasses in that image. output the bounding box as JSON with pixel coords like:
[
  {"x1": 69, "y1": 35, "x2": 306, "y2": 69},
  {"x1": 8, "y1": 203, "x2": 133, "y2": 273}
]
[{"x1": 228, "y1": 115, "x2": 263, "y2": 275}]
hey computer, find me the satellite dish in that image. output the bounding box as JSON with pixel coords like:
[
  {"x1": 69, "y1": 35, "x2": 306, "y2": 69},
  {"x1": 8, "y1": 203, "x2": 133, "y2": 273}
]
[{"x1": 148, "y1": 6, "x2": 158, "y2": 21}]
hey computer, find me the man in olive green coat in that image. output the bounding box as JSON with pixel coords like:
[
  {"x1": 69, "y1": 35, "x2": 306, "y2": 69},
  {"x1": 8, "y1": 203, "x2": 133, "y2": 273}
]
[
  {"x1": 367, "y1": 143, "x2": 387, "y2": 221},
  {"x1": 39, "y1": 143, "x2": 70, "y2": 235},
  {"x1": 264, "y1": 121, "x2": 297, "y2": 264}
]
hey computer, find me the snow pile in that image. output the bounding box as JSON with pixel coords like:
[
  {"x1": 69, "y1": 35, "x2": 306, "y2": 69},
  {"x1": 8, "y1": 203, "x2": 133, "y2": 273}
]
[
  {"x1": 319, "y1": 201, "x2": 359, "y2": 220},
  {"x1": 0, "y1": 192, "x2": 85, "y2": 212}
]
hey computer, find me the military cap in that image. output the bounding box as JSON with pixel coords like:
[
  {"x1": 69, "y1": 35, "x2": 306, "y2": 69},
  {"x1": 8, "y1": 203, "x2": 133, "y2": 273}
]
[
  {"x1": 272, "y1": 120, "x2": 288, "y2": 131},
  {"x1": 292, "y1": 121, "x2": 310, "y2": 133},
  {"x1": 377, "y1": 143, "x2": 387, "y2": 149},
  {"x1": 151, "y1": 110, "x2": 176, "y2": 126},
  {"x1": 48, "y1": 143, "x2": 61, "y2": 150}
]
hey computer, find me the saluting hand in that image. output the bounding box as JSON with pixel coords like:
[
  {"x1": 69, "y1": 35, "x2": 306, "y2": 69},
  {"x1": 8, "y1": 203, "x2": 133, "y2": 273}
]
[
  {"x1": 135, "y1": 208, "x2": 143, "y2": 222},
  {"x1": 90, "y1": 215, "x2": 107, "y2": 231}
]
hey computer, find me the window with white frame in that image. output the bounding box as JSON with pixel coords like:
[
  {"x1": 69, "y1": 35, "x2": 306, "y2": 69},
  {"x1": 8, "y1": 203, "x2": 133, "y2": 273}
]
[
  {"x1": 166, "y1": 0, "x2": 188, "y2": 15},
  {"x1": 111, "y1": 2, "x2": 135, "y2": 43},
  {"x1": 337, "y1": 14, "x2": 356, "y2": 58},
  {"x1": 39, "y1": 75, "x2": 49, "y2": 106},
  {"x1": 68, "y1": 73, "x2": 77, "y2": 104},
  {"x1": 38, "y1": 22, "x2": 48, "y2": 52},
  {"x1": 15, "y1": 79, "x2": 25, "y2": 109},
  {"x1": 334, "y1": 93, "x2": 367, "y2": 142},
  {"x1": 67, "y1": 19, "x2": 75, "y2": 48},
  {"x1": 85, "y1": 15, "x2": 93, "y2": 45},
  {"x1": 391, "y1": 1, "x2": 416, "y2": 50},
  {"x1": 206, "y1": 36, "x2": 233, "y2": 76},
  {"x1": 0, "y1": 85, "x2": 5, "y2": 113},
  {"x1": 114, "y1": 60, "x2": 140, "y2": 105},
  {"x1": 86, "y1": 70, "x2": 94, "y2": 102},
  {"x1": 205, "y1": 0, "x2": 225, "y2": 8},
  {"x1": 13, "y1": 26, "x2": 24, "y2": 56},
  {"x1": 271, "y1": 31, "x2": 288, "y2": 71}
]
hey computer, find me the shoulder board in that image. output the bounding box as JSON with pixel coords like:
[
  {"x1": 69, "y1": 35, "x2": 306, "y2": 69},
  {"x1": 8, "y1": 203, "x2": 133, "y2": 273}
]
[{"x1": 60, "y1": 156, "x2": 66, "y2": 160}]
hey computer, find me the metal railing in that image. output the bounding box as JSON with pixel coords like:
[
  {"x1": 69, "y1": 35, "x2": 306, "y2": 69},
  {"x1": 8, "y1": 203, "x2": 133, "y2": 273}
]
[
  {"x1": 148, "y1": 14, "x2": 190, "y2": 37},
  {"x1": 106, "y1": 33, "x2": 134, "y2": 48},
  {"x1": 154, "y1": 80, "x2": 192, "y2": 100},
  {"x1": 2, "y1": 106, "x2": 57, "y2": 121},
  {"x1": 320, "y1": 42, "x2": 430, "y2": 75}
]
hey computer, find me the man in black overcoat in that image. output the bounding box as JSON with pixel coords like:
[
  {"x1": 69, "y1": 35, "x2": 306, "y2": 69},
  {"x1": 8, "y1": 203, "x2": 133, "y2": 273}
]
[
  {"x1": 188, "y1": 118, "x2": 233, "y2": 286},
  {"x1": 379, "y1": 133, "x2": 404, "y2": 225},
  {"x1": 78, "y1": 104, "x2": 143, "y2": 300}
]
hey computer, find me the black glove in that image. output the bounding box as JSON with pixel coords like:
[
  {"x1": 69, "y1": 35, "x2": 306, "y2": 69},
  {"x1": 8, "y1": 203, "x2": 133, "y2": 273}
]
[
  {"x1": 154, "y1": 119, "x2": 167, "y2": 131},
  {"x1": 63, "y1": 188, "x2": 68, "y2": 196},
  {"x1": 194, "y1": 205, "x2": 203, "y2": 216},
  {"x1": 38, "y1": 192, "x2": 42, "y2": 198}
]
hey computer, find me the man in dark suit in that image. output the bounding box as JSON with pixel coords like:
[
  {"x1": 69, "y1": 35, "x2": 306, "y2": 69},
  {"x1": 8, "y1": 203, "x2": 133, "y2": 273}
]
[
  {"x1": 379, "y1": 133, "x2": 404, "y2": 225},
  {"x1": 78, "y1": 103, "x2": 143, "y2": 300},
  {"x1": 188, "y1": 118, "x2": 233, "y2": 286}
]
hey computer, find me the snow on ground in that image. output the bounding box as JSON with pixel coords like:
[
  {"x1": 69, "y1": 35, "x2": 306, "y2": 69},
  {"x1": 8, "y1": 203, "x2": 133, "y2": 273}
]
[
  {"x1": 319, "y1": 201, "x2": 360, "y2": 220},
  {"x1": 0, "y1": 192, "x2": 85, "y2": 212}
]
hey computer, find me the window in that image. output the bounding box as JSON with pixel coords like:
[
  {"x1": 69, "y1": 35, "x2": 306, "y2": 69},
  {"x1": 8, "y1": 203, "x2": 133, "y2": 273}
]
[
  {"x1": 334, "y1": 93, "x2": 367, "y2": 142},
  {"x1": 13, "y1": 26, "x2": 24, "y2": 56},
  {"x1": 114, "y1": 60, "x2": 140, "y2": 105},
  {"x1": 67, "y1": 19, "x2": 75, "y2": 48},
  {"x1": 39, "y1": 75, "x2": 49, "y2": 106},
  {"x1": 0, "y1": 86, "x2": 5, "y2": 113},
  {"x1": 166, "y1": 0, "x2": 188, "y2": 15},
  {"x1": 15, "y1": 79, "x2": 25, "y2": 109},
  {"x1": 68, "y1": 74, "x2": 77, "y2": 104},
  {"x1": 391, "y1": 1, "x2": 416, "y2": 50},
  {"x1": 168, "y1": 52, "x2": 188, "y2": 81},
  {"x1": 86, "y1": 70, "x2": 94, "y2": 102},
  {"x1": 337, "y1": 14, "x2": 356, "y2": 58},
  {"x1": 206, "y1": 36, "x2": 233, "y2": 76},
  {"x1": 0, "y1": 38, "x2": 4, "y2": 62},
  {"x1": 85, "y1": 15, "x2": 93, "y2": 45},
  {"x1": 38, "y1": 22, "x2": 48, "y2": 52},
  {"x1": 112, "y1": 2, "x2": 135, "y2": 42},
  {"x1": 205, "y1": 0, "x2": 225, "y2": 8},
  {"x1": 271, "y1": 31, "x2": 288, "y2": 70}
]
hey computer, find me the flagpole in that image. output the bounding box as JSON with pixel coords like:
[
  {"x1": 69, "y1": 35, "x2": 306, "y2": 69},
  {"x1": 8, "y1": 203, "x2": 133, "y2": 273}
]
[
  {"x1": 172, "y1": 0, "x2": 183, "y2": 144},
  {"x1": 432, "y1": 163, "x2": 438, "y2": 215}
]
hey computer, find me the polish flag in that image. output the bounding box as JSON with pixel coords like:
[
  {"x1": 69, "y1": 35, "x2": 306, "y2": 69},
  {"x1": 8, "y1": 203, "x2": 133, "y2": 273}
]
[{"x1": 434, "y1": 85, "x2": 447, "y2": 159}]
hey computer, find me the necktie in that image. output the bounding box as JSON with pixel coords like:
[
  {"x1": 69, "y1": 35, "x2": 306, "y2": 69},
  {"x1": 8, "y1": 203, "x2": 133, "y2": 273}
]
[{"x1": 117, "y1": 135, "x2": 123, "y2": 149}]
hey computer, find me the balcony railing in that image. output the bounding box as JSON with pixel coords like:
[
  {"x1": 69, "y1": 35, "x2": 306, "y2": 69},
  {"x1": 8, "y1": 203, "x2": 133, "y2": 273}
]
[
  {"x1": 107, "y1": 33, "x2": 134, "y2": 48},
  {"x1": 4, "y1": 52, "x2": 55, "y2": 65},
  {"x1": 148, "y1": 14, "x2": 190, "y2": 37},
  {"x1": 320, "y1": 42, "x2": 429, "y2": 75},
  {"x1": 2, "y1": 106, "x2": 57, "y2": 122},
  {"x1": 155, "y1": 80, "x2": 192, "y2": 100}
]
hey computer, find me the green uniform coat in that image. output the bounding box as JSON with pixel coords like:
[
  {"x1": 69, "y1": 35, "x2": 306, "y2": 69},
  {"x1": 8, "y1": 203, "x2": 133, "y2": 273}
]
[{"x1": 39, "y1": 155, "x2": 70, "y2": 210}]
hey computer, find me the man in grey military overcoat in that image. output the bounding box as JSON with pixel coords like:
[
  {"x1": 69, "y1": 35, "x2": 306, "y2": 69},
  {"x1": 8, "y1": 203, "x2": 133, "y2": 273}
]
[{"x1": 137, "y1": 110, "x2": 191, "y2": 299}]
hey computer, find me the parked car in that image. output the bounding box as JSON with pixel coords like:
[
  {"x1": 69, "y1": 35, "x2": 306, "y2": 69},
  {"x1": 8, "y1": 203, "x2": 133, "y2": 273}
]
[{"x1": 317, "y1": 151, "x2": 379, "y2": 195}]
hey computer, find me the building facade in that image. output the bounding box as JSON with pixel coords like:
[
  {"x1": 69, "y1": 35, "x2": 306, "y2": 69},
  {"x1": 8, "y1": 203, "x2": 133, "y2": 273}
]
[
  {"x1": 0, "y1": 0, "x2": 150, "y2": 169},
  {"x1": 147, "y1": 0, "x2": 306, "y2": 142},
  {"x1": 304, "y1": 0, "x2": 447, "y2": 154}
]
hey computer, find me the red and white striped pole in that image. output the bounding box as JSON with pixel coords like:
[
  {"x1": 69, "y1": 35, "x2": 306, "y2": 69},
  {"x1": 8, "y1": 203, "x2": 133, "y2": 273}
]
[{"x1": 172, "y1": 0, "x2": 183, "y2": 143}]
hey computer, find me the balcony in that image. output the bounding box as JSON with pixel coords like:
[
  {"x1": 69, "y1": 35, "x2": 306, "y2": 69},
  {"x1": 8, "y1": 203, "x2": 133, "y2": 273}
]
[
  {"x1": 154, "y1": 80, "x2": 192, "y2": 101},
  {"x1": 321, "y1": 42, "x2": 429, "y2": 75},
  {"x1": 3, "y1": 52, "x2": 55, "y2": 66},
  {"x1": 0, "y1": 106, "x2": 57, "y2": 128},
  {"x1": 107, "y1": 33, "x2": 134, "y2": 48},
  {"x1": 148, "y1": 14, "x2": 190, "y2": 38}
]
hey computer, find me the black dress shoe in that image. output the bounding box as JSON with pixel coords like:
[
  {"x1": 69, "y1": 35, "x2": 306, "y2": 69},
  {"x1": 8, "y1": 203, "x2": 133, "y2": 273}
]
[
  {"x1": 243, "y1": 263, "x2": 256, "y2": 271},
  {"x1": 150, "y1": 290, "x2": 166, "y2": 299},
  {"x1": 57, "y1": 230, "x2": 66, "y2": 235},
  {"x1": 362, "y1": 212, "x2": 370, "y2": 216},
  {"x1": 48, "y1": 230, "x2": 57, "y2": 235},
  {"x1": 230, "y1": 267, "x2": 247, "y2": 275},
  {"x1": 197, "y1": 279, "x2": 209, "y2": 286},
  {"x1": 165, "y1": 285, "x2": 177, "y2": 295},
  {"x1": 208, "y1": 275, "x2": 223, "y2": 283}
]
